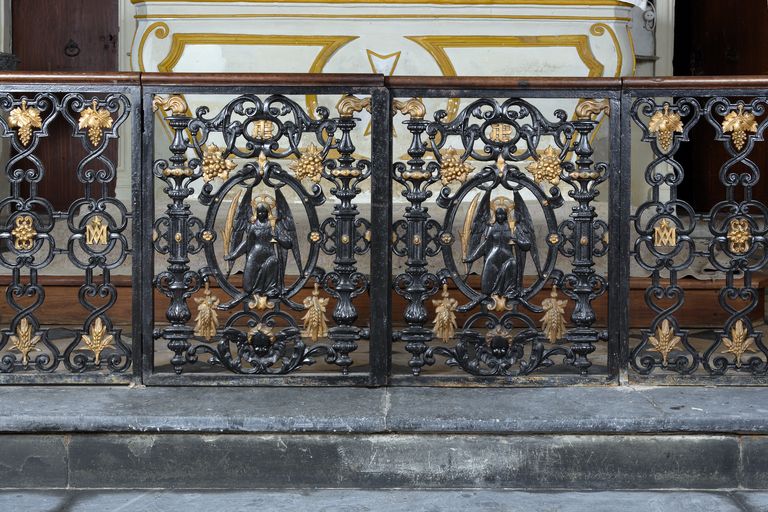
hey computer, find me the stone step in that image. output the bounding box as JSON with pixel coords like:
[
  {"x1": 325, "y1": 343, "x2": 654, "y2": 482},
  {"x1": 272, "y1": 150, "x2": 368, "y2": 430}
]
[
  {"x1": 0, "y1": 386, "x2": 765, "y2": 490},
  {"x1": 1, "y1": 490, "x2": 766, "y2": 512}
]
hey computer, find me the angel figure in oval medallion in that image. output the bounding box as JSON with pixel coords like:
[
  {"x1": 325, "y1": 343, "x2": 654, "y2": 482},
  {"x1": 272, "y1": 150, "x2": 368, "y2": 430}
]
[
  {"x1": 462, "y1": 189, "x2": 540, "y2": 308},
  {"x1": 223, "y1": 184, "x2": 301, "y2": 308}
]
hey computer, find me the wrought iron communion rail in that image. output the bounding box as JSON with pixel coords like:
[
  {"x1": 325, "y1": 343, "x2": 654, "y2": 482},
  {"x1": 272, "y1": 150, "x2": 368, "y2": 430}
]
[{"x1": 0, "y1": 72, "x2": 767, "y2": 386}]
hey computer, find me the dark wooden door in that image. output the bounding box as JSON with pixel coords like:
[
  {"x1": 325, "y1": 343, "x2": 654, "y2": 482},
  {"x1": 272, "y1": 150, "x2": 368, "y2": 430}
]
[
  {"x1": 12, "y1": 0, "x2": 118, "y2": 211},
  {"x1": 673, "y1": 0, "x2": 768, "y2": 212}
]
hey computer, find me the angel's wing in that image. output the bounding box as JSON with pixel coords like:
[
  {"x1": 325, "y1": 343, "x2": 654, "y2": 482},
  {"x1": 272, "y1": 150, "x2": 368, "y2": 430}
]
[
  {"x1": 275, "y1": 188, "x2": 302, "y2": 276},
  {"x1": 231, "y1": 183, "x2": 253, "y2": 255},
  {"x1": 462, "y1": 189, "x2": 491, "y2": 275},
  {"x1": 513, "y1": 190, "x2": 541, "y2": 276}
]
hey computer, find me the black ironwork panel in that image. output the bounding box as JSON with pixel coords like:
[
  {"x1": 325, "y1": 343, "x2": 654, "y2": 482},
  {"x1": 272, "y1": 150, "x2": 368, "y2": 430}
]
[
  {"x1": 143, "y1": 84, "x2": 390, "y2": 385},
  {"x1": 388, "y1": 88, "x2": 621, "y2": 384},
  {"x1": 627, "y1": 87, "x2": 768, "y2": 382},
  {"x1": 0, "y1": 81, "x2": 141, "y2": 383}
]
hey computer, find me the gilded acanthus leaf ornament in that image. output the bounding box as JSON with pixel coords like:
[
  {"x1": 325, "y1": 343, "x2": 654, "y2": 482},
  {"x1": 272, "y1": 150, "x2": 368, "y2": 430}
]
[
  {"x1": 78, "y1": 99, "x2": 113, "y2": 146},
  {"x1": 8, "y1": 99, "x2": 42, "y2": 147},
  {"x1": 301, "y1": 283, "x2": 329, "y2": 342},
  {"x1": 439, "y1": 147, "x2": 473, "y2": 185},
  {"x1": 9, "y1": 317, "x2": 41, "y2": 366},
  {"x1": 291, "y1": 143, "x2": 324, "y2": 183},
  {"x1": 81, "y1": 317, "x2": 114, "y2": 365},
  {"x1": 432, "y1": 283, "x2": 458, "y2": 343},
  {"x1": 722, "y1": 104, "x2": 757, "y2": 151},
  {"x1": 721, "y1": 320, "x2": 757, "y2": 368},
  {"x1": 540, "y1": 286, "x2": 568, "y2": 343},
  {"x1": 727, "y1": 218, "x2": 751, "y2": 254},
  {"x1": 201, "y1": 144, "x2": 237, "y2": 182},
  {"x1": 647, "y1": 318, "x2": 681, "y2": 366},
  {"x1": 11, "y1": 215, "x2": 36, "y2": 251},
  {"x1": 648, "y1": 103, "x2": 683, "y2": 152},
  {"x1": 527, "y1": 146, "x2": 562, "y2": 186},
  {"x1": 194, "y1": 281, "x2": 220, "y2": 340}
]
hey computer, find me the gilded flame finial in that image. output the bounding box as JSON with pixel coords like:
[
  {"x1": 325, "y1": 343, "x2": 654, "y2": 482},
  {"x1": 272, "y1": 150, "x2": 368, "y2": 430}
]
[
  {"x1": 152, "y1": 94, "x2": 188, "y2": 115},
  {"x1": 302, "y1": 283, "x2": 330, "y2": 342},
  {"x1": 336, "y1": 94, "x2": 371, "y2": 118},
  {"x1": 432, "y1": 283, "x2": 458, "y2": 343},
  {"x1": 393, "y1": 98, "x2": 426, "y2": 119},
  {"x1": 575, "y1": 98, "x2": 610, "y2": 120}
]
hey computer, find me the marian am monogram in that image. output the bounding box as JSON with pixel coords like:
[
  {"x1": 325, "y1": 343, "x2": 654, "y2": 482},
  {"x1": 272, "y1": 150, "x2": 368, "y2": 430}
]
[{"x1": 86, "y1": 216, "x2": 108, "y2": 246}]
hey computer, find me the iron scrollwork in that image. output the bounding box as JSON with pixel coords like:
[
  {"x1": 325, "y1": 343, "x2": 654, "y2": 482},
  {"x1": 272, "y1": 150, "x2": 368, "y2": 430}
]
[
  {"x1": 152, "y1": 92, "x2": 372, "y2": 375},
  {"x1": 630, "y1": 96, "x2": 768, "y2": 376},
  {"x1": 392, "y1": 96, "x2": 610, "y2": 377},
  {"x1": 0, "y1": 90, "x2": 133, "y2": 375}
]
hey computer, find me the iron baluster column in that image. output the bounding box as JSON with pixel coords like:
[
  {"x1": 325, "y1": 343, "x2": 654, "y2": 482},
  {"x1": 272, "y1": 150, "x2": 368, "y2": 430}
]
[
  {"x1": 153, "y1": 99, "x2": 198, "y2": 375},
  {"x1": 564, "y1": 119, "x2": 603, "y2": 374},
  {"x1": 396, "y1": 114, "x2": 437, "y2": 375},
  {"x1": 326, "y1": 103, "x2": 366, "y2": 374}
]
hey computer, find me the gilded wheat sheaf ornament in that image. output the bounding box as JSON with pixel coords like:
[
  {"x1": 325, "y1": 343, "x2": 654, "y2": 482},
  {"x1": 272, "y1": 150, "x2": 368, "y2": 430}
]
[
  {"x1": 302, "y1": 283, "x2": 329, "y2": 342},
  {"x1": 647, "y1": 318, "x2": 681, "y2": 366},
  {"x1": 721, "y1": 320, "x2": 757, "y2": 368},
  {"x1": 81, "y1": 317, "x2": 114, "y2": 365},
  {"x1": 9, "y1": 317, "x2": 41, "y2": 366},
  {"x1": 432, "y1": 283, "x2": 458, "y2": 343},
  {"x1": 194, "y1": 281, "x2": 220, "y2": 340}
]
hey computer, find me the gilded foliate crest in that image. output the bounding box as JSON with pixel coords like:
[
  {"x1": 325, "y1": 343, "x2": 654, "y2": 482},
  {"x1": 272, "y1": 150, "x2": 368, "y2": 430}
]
[
  {"x1": 8, "y1": 99, "x2": 42, "y2": 147},
  {"x1": 291, "y1": 143, "x2": 324, "y2": 183},
  {"x1": 81, "y1": 317, "x2": 114, "y2": 365},
  {"x1": 648, "y1": 103, "x2": 683, "y2": 152},
  {"x1": 526, "y1": 146, "x2": 562, "y2": 186},
  {"x1": 722, "y1": 104, "x2": 758, "y2": 151},
  {"x1": 78, "y1": 99, "x2": 113, "y2": 146},
  {"x1": 201, "y1": 144, "x2": 237, "y2": 182},
  {"x1": 647, "y1": 318, "x2": 681, "y2": 366}
]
